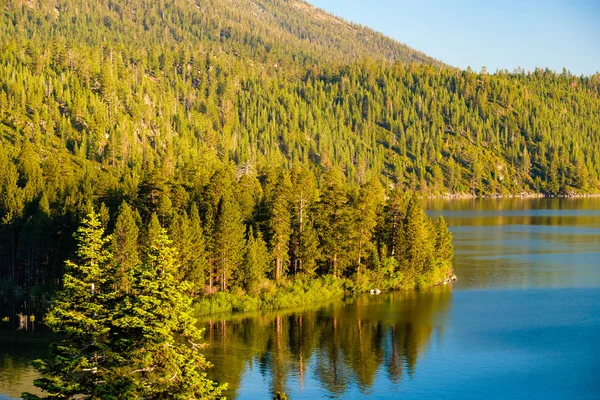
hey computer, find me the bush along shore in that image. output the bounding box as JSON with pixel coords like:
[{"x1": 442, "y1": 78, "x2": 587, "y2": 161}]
[{"x1": 193, "y1": 267, "x2": 456, "y2": 318}]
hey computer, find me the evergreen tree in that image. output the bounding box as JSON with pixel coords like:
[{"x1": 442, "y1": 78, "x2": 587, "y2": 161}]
[
  {"x1": 170, "y1": 211, "x2": 193, "y2": 280},
  {"x1": 145, "y1": 213, "x2": 162, "y2": 251},
  {"x1": 316, "y1": 169, "x2": 350, "y2": 277},
  {"x1": 214, "y1": 194, "x2": 245, "y2": 291},
  {"x1": 243, "y1": 226, "x2": 269, "y2": 293},
  {"x1": 290, "y1": 166, "x2": 318, "y2": 273},
  {"x1": 187, "y1": 204, "x2": 211, "y2": 293},
  {"x1": 108, "y1": 230, "x2": 226, "y2": 399},
  {"x1": 112, "y1": 202, "x2": 140, "y2": 292},
  {"x1": 24, "y1": 211, "x2": 115, "y2": 399},
  {"x1": 26, "y1": 215, "x2": 225, "y2": 399},
  {"x1": 434, "y1": 216, "x2": 454, "y2": 266},
  {"x1": 297, "y1": 221, "x2": 321, "y2": 276},
  {"x1": 169, "y1": 205, "x2": 210, "y2": 294},
  {"x1": 351, "y1": 178, "x2": 385, "y2": 271},
  {"x1": 400, "y1": 196, "x2": 435, "y2": 282},
  {"x1": 269, "y1": 174, "x2": 292, "y2": 280},
  {"x1": 383, "y1": 187, "x2": 409, "y2": 258}
]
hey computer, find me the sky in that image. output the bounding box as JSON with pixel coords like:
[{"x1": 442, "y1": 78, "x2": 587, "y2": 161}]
[{"x1": 309, "y1": 0, "x2": 600, "y2": 76}]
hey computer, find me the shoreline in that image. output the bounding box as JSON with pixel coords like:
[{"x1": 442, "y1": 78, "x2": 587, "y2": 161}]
[
  {"x1": 193, "y1": 271, "x2": 456, "y2": 318},
  {"x1": 425, "y1": 192, "x2": 600, "y2": 199}
]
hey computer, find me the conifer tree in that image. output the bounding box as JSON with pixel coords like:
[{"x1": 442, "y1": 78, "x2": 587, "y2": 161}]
[
  {"x1": 400, "y1": 196, "x2": 435, "y2": 282},
  {"x1": 112, "y1": 201, "x2": 140, "y2": 292},
  {"x1": 316, "y1": 169, "x2": 350, "y2": 277},
  {"x1": 214, "y1": 194, "x2": 245, "y2": 291},
  {"x1": 434, "y1": 216, "x2": 454, "y2": 266},
  {"x1": 289, "y1": 166, "x2": 318, "y2": 273},
  {"x1": 269, "y1": 174, "x2": 292, "y2": 280},
  {"x1": 243, "y1": 226, "x2": 269, "y2": 293},
  {"x1": 187, "y1": 204, "x2": 210, "y2": 293},
  {"x1": 382, "y1": 187, "x2": 408, "y2": 258},
  {"x1": 170, "y1": 210, "x2": 193, "y2": 279},
  {"x1": 24, "y1": 211, "x2": 115, "y2": 399},
  {"x1": 351, "y1": 178, "x2": 385, "y2": 271},
  {"x1": 298, "y1": 221, "x2": 321, "y2": 276},
  {"x1": 108, "y1": 230, "x2": 226, "y2": 399},
  {"x1": 145, "y1": 212, "x2": 162, "y2": 250}
]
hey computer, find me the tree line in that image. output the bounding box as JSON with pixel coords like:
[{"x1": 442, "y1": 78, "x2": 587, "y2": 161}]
[{"x1": 0, "y1": 161, "x2": 454, "y2": 301}]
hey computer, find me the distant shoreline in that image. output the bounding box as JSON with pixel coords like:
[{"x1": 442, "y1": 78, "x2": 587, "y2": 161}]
[{"x1": 425, "y1": 192, "x2": 600, "y2": 199}]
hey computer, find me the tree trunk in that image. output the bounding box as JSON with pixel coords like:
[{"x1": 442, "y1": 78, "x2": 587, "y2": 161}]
[{"x1": 333, "y1": 253, "x2": 337, "y2": 277}]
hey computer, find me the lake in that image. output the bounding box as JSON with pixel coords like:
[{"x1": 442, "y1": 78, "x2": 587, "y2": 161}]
[{"x1": 2, "y1": 198, "x2": 600, "y2": 399}]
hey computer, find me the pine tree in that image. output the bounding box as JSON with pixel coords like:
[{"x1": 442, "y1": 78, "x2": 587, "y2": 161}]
[
  {"x1": 170, "y1": 210, "x2": 193, "y2": 280},
  {"x1": 351, "y1": 178, "x2": 385, "y2": 271},
  {"x1": 187, "y1": 204, "x2": 210, "y2": 293},
  {"x1": 214, "y1": 194, "x2": 245, "y2": 291},
  {"x1": 108, "y1": 230, "x2": 226, "y2": 399},
  {"x1": 243, "y1": 226, "x2": 269, "y2": 293},
  {"x1": 269, "y1": 174, "x2": 292, "y2": 280},
  {"x1": 145, "y1": 213, "x2": 162, "y2": 250},
  {"x1": 434, "y1": 216, "x2": 454, "y2": 266},
  {"x1": 290, "y1": 166, "x2": 318, "y2": 273},
  {"x1": 112, "y1": 201, "x2": 140, "y2": 292},
  {"x1": 384, "y1": 187, "x2": 409, "y2": 258},
  {"x1": 316, "y1": 169, "x2": 351, "y2": 277},
  {"x1": 400, "y1": 196, "x2": 435, "y2": 282},
  {"x1": 298, "y1": 220, "x2": 321, "y2": 276},
  {"x1": 24, "y1": 211, "x2": 115, "y2": 399}
]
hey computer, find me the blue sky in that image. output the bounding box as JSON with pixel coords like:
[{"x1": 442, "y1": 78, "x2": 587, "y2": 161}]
[{"x1": 309, "y1": 0, "x2": 600, "y2": 75}]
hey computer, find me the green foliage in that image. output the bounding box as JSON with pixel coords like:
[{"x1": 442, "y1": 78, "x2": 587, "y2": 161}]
[
  {"x1": 269, "y1": 173, "x2": 293, "y2": 280},
  {"x1": 315, "y1": 169, "x2": 352, "y2": 277},
  {"x1": 24, "y1": 214, "x2": 224, "y2": 399},
  {"x1": 214, "y1": 194, "x2": 245, "y2": 291},
  {"x1": 23, "y1": 212, "x2": 115, "y2": 399},
  {"x1": 243, "y1": 226, "x2": 270, "y2": 293},
  {"x1": 400, "y1": 195, "x2": 436, "y2": 279},
  {"x1": 112, "y1": 202, "x2": 140, "y2": 292},
  {"x1": 170, "y1": 205, "x2": 210, "y2": 293},
  {"x1": 434, "y1": 216, "x2": 454, "y2": 266},
  {"x1": 109, "y1": 230, "x2": 225, "y2": 399},
  {"x1": 193, "y1": 275, "x2": 346, "y2": 316}
]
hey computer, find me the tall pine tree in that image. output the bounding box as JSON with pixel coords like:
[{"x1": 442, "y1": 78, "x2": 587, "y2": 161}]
[
  {"x1": 214, "y1": 194, "x2": 245, "y2": 291},
  {"x1": 24, "y1": 211, "x2": 115, "y2": 399}
]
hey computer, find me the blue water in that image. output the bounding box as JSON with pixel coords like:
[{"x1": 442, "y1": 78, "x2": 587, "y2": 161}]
[{"x1": 402, "y1": 289, "x2": 600, "y2": 399}]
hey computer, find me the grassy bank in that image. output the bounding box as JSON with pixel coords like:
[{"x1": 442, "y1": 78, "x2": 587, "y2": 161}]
[
  {"x1": 193, "y1": 262, "x2": 453, "y2": 317},
  {"x1": 193, "y1": 276, "x2": 348, "y2": 316}
]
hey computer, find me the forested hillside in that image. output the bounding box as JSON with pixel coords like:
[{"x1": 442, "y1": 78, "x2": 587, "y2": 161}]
[{"x1": 0, "y1": 0, "x2": 599, "y2": 301}]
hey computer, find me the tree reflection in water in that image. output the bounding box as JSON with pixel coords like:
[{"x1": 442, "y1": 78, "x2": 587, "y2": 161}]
[{"x1": 202, "y1": 286, "x2": 452, "y2": 398}]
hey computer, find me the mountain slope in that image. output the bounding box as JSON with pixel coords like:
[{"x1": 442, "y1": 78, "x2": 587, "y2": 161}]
[{"x1": 1, "y1": 0, "x2": 440, "y2": 69}]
